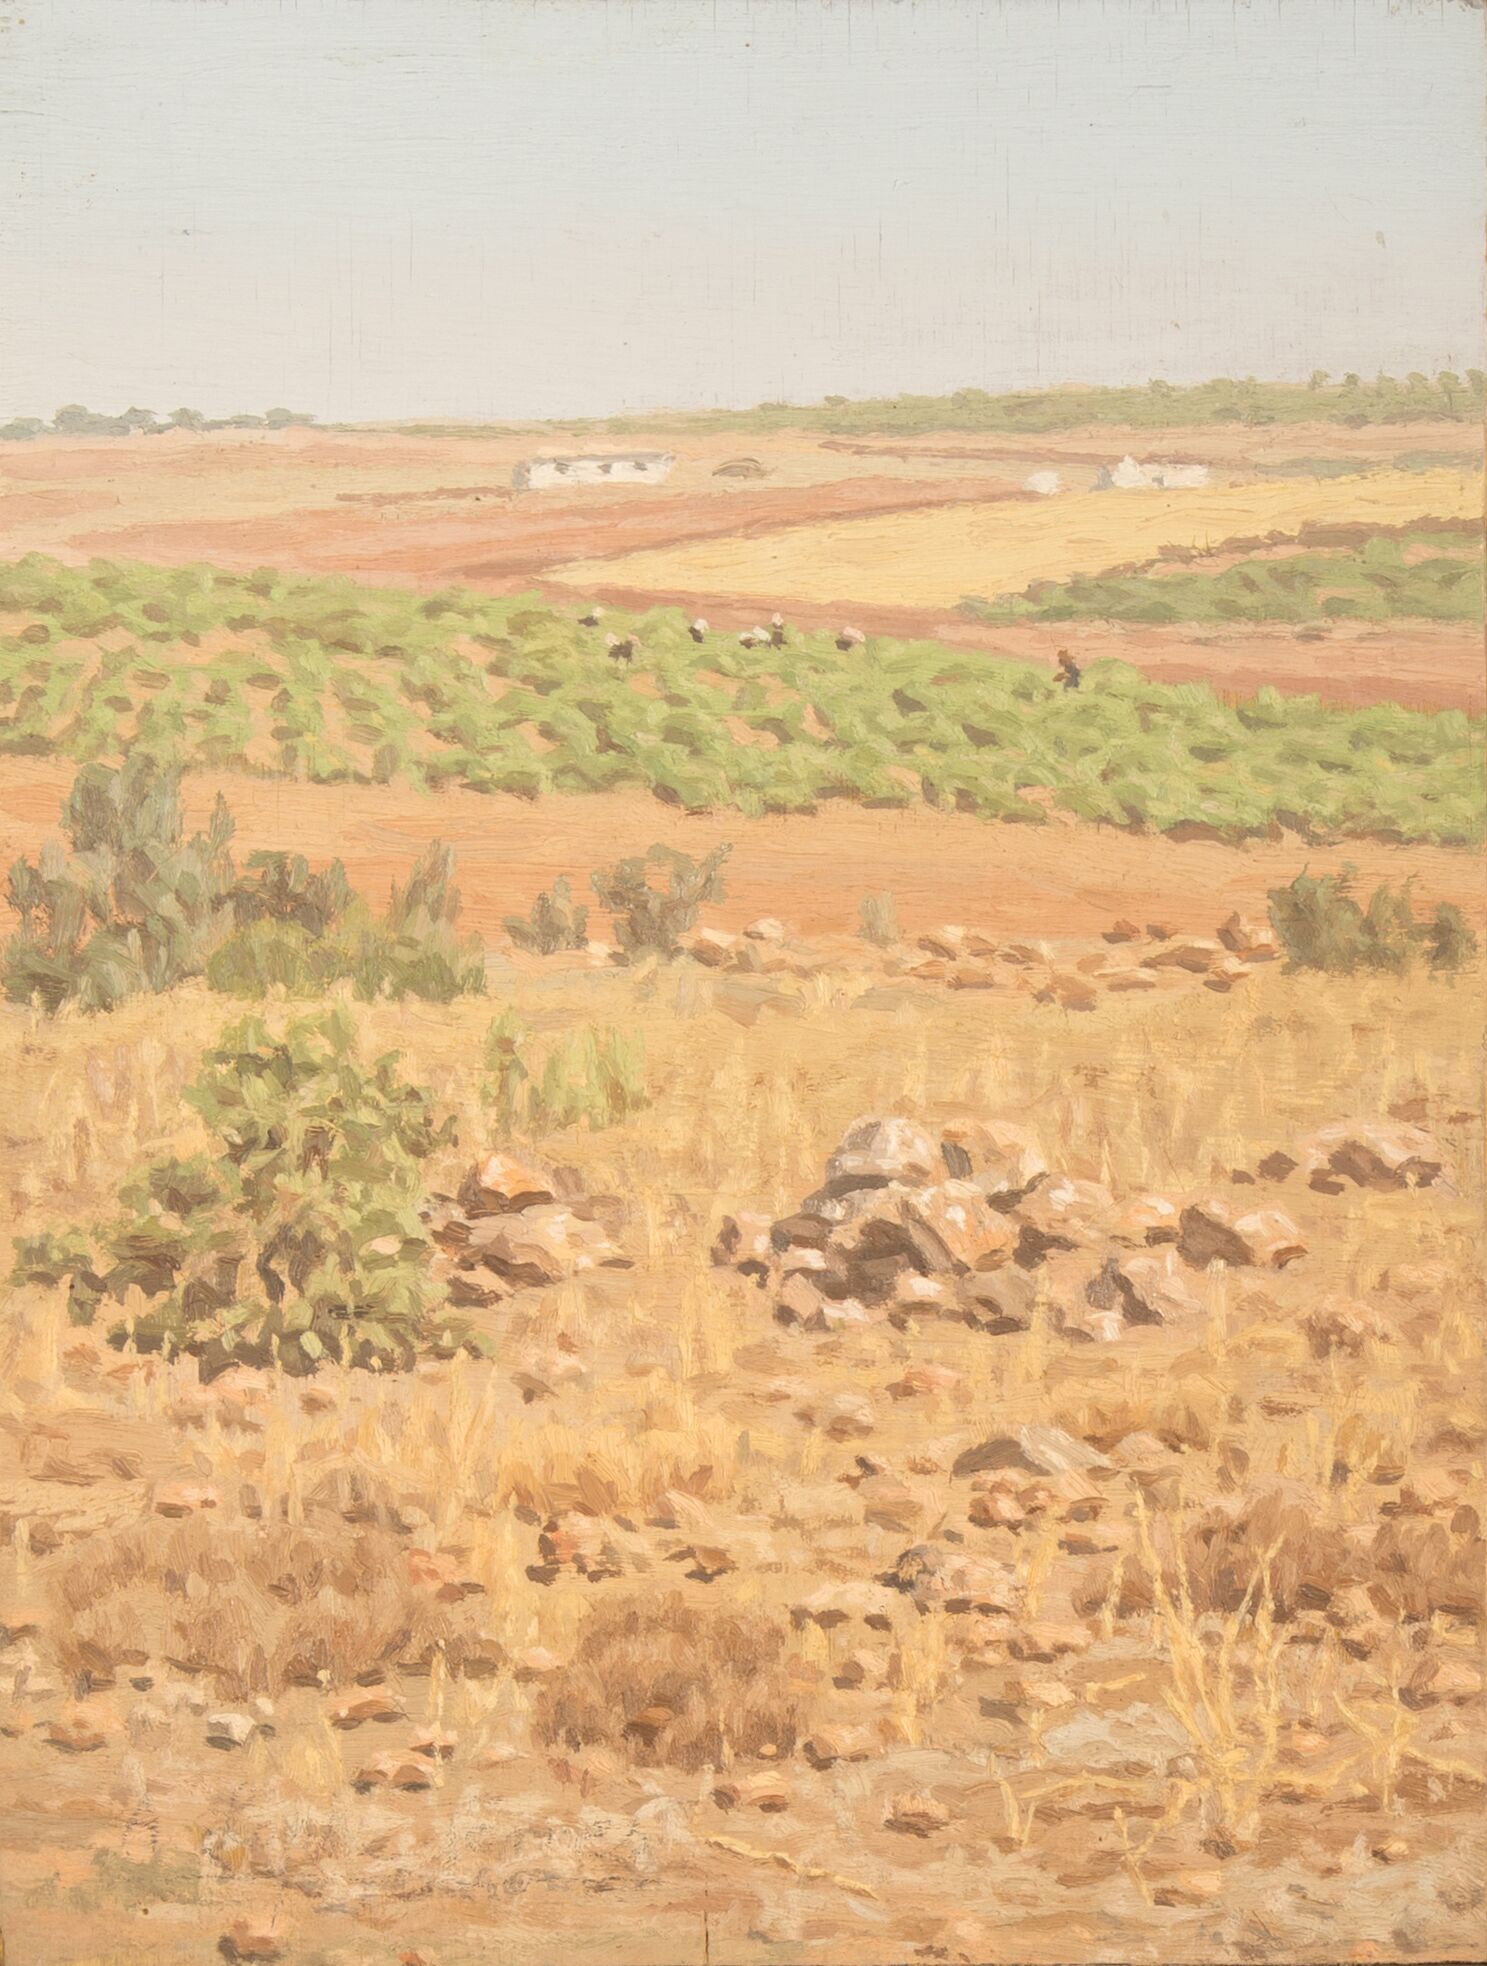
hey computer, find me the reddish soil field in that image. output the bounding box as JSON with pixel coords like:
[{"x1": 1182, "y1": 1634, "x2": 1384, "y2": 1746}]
[{"x1": 0, "y1": 766, "x2": 1477, "y2": 945}]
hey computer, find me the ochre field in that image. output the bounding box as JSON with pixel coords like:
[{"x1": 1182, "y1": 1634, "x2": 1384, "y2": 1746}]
[{"x1": 556, "y1": 466, "x2": 1483, "y2": 609}]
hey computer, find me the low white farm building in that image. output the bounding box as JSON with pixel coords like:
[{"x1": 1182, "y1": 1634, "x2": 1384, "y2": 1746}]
[
  {"x1": 1095, "y1": 454, "x2": 1210, "y2": 491},
  {"x1": 512, "y1": 450, "x2": 675, "y2": 491},
  {"x1": 1023, "y1": 470, "x2": 1063, "y2": 496}
]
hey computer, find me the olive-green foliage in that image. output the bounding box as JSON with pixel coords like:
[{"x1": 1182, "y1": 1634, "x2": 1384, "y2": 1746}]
[
  {"x1": 593, "y1": 371, "x2": 1487, "y2": 438},
  {"x1": 483, "y1": 1008, "x2": 647, "y2": 1135},
  {"x1": 3, "y1": 760, "x2": 484, "y2": 1012},
  {"x1": 960, "y1": 530, "x2": 1483, "y2": 627},
  {"x1": 3, "y1": 755, "x2": 235, "y2": 1012},
  {"x1": 591, "y1": 842, "x2": 732, "y2": 958},
  {"x1": 11, "y1": 1007, "x2": 480, "y2": 1374},
  {"x1": 0, "y1": 554, "x2": 1479, "y2": 845},
  {"x1": 1267, "y1": 867, "x2": 1479, "y2": 976},
  {"x1": 505, "y1": 875, "x2": 589, "y2": 954}
]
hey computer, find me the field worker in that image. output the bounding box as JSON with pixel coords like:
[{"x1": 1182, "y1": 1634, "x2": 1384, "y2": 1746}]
[{"x1": 1056, "y1": 648, "x2": 1082, "y2": 691}]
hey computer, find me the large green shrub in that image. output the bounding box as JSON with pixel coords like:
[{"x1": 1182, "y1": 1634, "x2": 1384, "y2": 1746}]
[
  {"x1": 1267, "y1": 867, "x2": 1479, "y2": 975},
  {"x1": 505, "y1": 875, "x2": 589, "y2": 954},
  {"x1": 3, "y1": 756, "x2": 235, "y2": 1012},
  {"x1": 12, "y1": 1007, "x2": 481, "y2": 1374}
]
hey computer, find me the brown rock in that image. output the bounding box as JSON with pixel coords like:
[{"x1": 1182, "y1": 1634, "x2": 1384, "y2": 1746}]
[
  {"x1": 918, "y1": 925, "x2": 967, "y2": 959},
  {"x1": 1034, "y1": 972, "x2": 1099, "y2": 1011},
  {"x1": 957, "y1": 1267, "x2": 1039, "y2": 1333},
  {"x1": 1103, "y1": 919, "x2": 1141, "y2": 943},
  {"x1": 900, "y1": 1181, "x2": 1018, "y2": 1273},
  {"x1": 1152, "y1": 1870, "x2": 1223, "y2": 1907},
  {"x1": 775, "y1": 1273, "x2": 872, "y2": 1333},
  {"x1": 1299, "y1": 1122, "x2": 1450, "y2": 1194},
  {"x1": 472, "y1": 1206, "x2": 624, "y2": 1284},
  {"x1": 1109, "y1": 1251, "x2": 1205, "y2": 1324},
  {"x1": 710, "y1": 1211, "x2": 774, "y2": 1273},
  {"x1": 1403, "y1": 1652, "x2": 1482, "y2": 1708},
  {"x1": 939, "y1": 1121, "x2": 1047, "y2": 1203},
  {"x1": 887, "y1": 1363, "x2": 963, "y2": 1400},
  {"x1": 1179, "y1": 1200, "x2": 1306, "y2": 1270},
  {"x1": 1008, "y1": 1622, "x2": 1093, "y2": 1662},
  {"x1": 219, "y1": 1920, "x2": 285, "y2": 1963},
  {"x1": 353, "y1": 1753, "x2": 435, "y2": 1792},
  {"x1": 688, "y1": 927, "x2": 741, "y2": 967},
  {"x1": 714, "y1": 1771, "x2": 791, "y2": 1811},
  {"x1": 1144, "y1": 937, "x2": 1222, "y2": 973},
  {"x1": 1218, "y1": 913, "x2": 1279, "y2": 960},
  {"x1": 885, "y1": 1790, "x2": 951, "y2": 1836},
  {"x1": 1203, "y1": 956, "x2": 1253, "y2": 993},
  {"x1": 803, "y1": 1724, "x2": 875, "y2": 1768},
  {"x1": 46, "y1": 1712, "x2": 107, "y2": 1753},
  {"x1": 825, "y1": 1116, "x2": 941, "y2": 1194},
  {"x1": 330, "y1": 1689, "x2": 405, "y2": 1729},
  {"x1": 1111, "y1": 1194, "x2": 1180, "y2": 1246},
  {"x1": 1304, "y1": 1296, "x2": 1392, "y2": 1359},
  {"x1": 953, "y1": 1424, "x2": 1110, "y2": 1480},
  {"x1": 458, "y1": 1151, "x2": 556, "y2": 1216},
  {"x1": 154, "y1": 1481, "x2": 219, "y2": 1517},
  {"x1": 1015, "y1": 1178, "x2": 1116, "y2": 1258}
]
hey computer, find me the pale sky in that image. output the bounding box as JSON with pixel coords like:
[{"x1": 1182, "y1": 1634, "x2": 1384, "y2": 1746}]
[{"x1": 1, "y1": 0, "x2": 1482, "y2": 423}]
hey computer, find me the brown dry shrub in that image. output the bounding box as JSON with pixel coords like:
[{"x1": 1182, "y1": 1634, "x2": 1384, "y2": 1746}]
[
  {"x1": 532, "y1": 1592, "x2": 808, "y2": 1769},
  {"x1": 47, "y1": 1512, "x2": 477, "y2": 1698}
]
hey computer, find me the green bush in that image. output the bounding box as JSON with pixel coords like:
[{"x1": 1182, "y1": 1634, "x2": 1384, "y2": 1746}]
[
  {"x1": 504, "y1": 874, "x2": 589, "y2": 954},
  {"x1": 12, "y1": 1007, "x2": 480, "y2": 1374},
  {"x1": 483, "y1": 1008, "x2": 646, "y2": 1135},
  {"x1": 3, "y1": 756, "x2": 235, "y2": 1012},
  {"x1": 591, "y1": 842, "x2": 732, "y2": 959},
  {"x1": 1, "y1": 760, "x2": 484, "y2": 1012},
  {"x1": 1267, "y1": 867, "x2": 1479, "y2": 975}
]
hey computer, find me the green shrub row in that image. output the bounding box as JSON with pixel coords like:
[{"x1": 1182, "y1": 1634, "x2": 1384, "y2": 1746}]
[{"x1": 0, "y1": 554, "x2": 1479, "y2": 844}]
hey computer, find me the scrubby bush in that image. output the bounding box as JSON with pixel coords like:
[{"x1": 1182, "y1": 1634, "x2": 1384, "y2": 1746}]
[
  {"x1": 482, "y1": 1008, "x2": 646, "y2": 1134},
  {"x1": 1267, "y1": 867, "x2": 1479, "y2": 975},
  {"x1": 504, "y1": 874, "x2": 589, "y2": 954},
  {"x1": 12, "y1": 1007, "x2": 482, "y2": 1374},
  {"x1": 858, "y1": 889, "x2": 900, "y2": 947},
  {"x1": 1, "y1": 760, "x2": 484, "y2": 1011},
  {"x1": 2, "y1": 756, "x2": 235, "y2": 1012},
  {"x1": 591, "y1": 842, "x2": 732, "y2": 958}
]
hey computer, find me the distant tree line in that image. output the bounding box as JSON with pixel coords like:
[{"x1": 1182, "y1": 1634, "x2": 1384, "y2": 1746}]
[
  {"x1": 598, "y1": 371, "x2": 1487, "y2": 440},
  {"x1": 0, "y1": 404, "x2": 317, "y2": 441}
]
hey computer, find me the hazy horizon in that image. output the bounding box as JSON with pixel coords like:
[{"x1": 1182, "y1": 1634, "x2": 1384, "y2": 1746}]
[{"x1": 2, "y1": 0, "x2": 1482, "y2": 425}]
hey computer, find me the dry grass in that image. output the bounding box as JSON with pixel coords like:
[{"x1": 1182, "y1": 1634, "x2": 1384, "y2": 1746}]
[
  {"x1": 0, "y1": 943, "x2": 1481, "y2": 1964},
  {"x1": 555, "y1": 465, "x2": 1483, "y2": 608}
]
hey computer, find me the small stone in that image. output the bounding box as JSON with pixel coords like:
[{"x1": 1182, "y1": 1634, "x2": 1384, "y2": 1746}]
[
  {"x1": 353, "y1": 1754, "x2": 435, "y2": 1792},
  {"x1": 1103, "y1": 920, "x2": 1141, "y2": 943},
  {"x1": 1152, "y1": 1869, "x2": 1223, "y2": 1907},
  {"x1": 744, "y1": 916, "x2": 787, "y2": 941},
  {"x1": 1218, "y1": 913, "x2": 1279, "y2": 960},
  {"x1": 219, "y1": 1919, "x2": 285, "y2": 1963},
  {"x1": 1179, "y1": 1200, "x2": 1306, "y2": 1270},
  {"x1": 154, "y1": 1481, "x2": 219, "y2": 1517},
  {"x1": 885, "y1": 1789, "x2": 951, "y2": 1836},
  {"x1": 458, "y1": 1151, "x2": 556, "y2": 1216},
  {"x1": 330, "y1": 1689, "x2": 404, "y2": 1728},
  {"x1": 46, "y1": 1712, "x2": 107, "y2": 1753},
  {"x1": 206, "y1": 1711, "x2": 258, "y2": 1750}
]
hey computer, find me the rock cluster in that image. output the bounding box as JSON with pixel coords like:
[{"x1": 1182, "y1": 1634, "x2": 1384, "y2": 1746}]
[
  {"x1": 714, "y1": 1115, "x2": 1306, "y2": 1345},
  {"x1": 424, "y1": 1152, "x2": 630, "y2": 1307}
]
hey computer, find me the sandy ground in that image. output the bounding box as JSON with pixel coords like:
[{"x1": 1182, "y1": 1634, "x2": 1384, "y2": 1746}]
[{"x1": 0, "y1": 765, "x2": 1478, "y2": 946}]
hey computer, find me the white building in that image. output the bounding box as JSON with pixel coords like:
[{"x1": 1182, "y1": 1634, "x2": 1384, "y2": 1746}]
[
  {"x1": 1023, "y1": 469, "x2": 1063, "y2": 496},
  {"x1": 1095, "y1": 454, "x2": 1210, "y2": 491},
  {"x1": 512, "y1": 450, "x2": 675, "y2": 491}
]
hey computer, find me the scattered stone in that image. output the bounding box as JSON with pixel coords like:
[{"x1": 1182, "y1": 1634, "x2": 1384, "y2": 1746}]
[
  {"x1": 330, "y1": 1690, "x2": 404, "y2": 1729},
  {"x1": 1371, "y1": 1836, "x2": 1410, "y2": 1865},
  {"x1": 818, "y1": 1392, "x2": 876, "y2": 1441},
  {"x1": 409, "y1": 1727, "x2": 458, "y2": 1760},
  {"x1": 790, "y1": 1580, "x2": 898, "y2": 1632},
  {"x1": 45, "y1": 1712, "x2": 107, "y2": 1753},
  {"x1": 1298, "y1": 1121, "x2": 1450, "y2": 1194},
  {"x1": 1103, "y1": 920, "x2": 1141, "y2": 943},
  {"x1": 154, "y1": 1481, "x2": 219, "y2": 1518},
  {"x1": 825, "y1": 1116, "x2": 941, "y2": 1195},
  {"x1": 206, "y1": 1711, "x2": 259, "y2": 1751},
  {"x1": 744, "y1": 916, "x2": 787, "y2": 941},
  {"x1": 802, "y1": 1724, "x2": 875, "y2": 1768},
  {"x1": 711, "y1": 1212, "x2": 774, "y2": 1274},
  {"x1": 1152, "y1": 1869, "x2": 1224, "y2": 1907},
  {"x1": 1111, "y1": 1194, "x2": 1180, "y2": 1246},
  {"x1": 957, "y1": 1266, "x2": 1040, "y2": 1334},
  {"x1": 885, "y1": 1790, "x2": 951, "y2": 1836},
  {"x1": 1218, "y1": 913, "x2": 1279, "y2": 960},
  {"x1": 1144, "y1": 937, "x2": 1222, "y2": 974},
  {"x1": 776, "y1": 1274, "x2": 872, "y2": 1333},
  {"x1": 407, "y1": 1548, "x2": 485, "y2": 1602},
  {"x1": 470, "y1": 1206, "x2": 625, "y2": 1284},
  {"x1": 713, "y1": 1771, "x2": 791, "y2": 1811},
  {"x1": 887, "y1": 1363, "x2": 963, "y2": 1400},
  {"x1": 1145, "y1": 922, "x2": 1173, "y2": 941},
  {"x1": 689, "y1": 927, "x2": 740, "y2": 967},
  {"x1": 457, "y1": 1151, "x2": 556, "y2": 1216},
  {"x1": 1008, "y1": 1622, "x2": 1093, "y2": 1662},
  {"x1": 1035, "y1": 972, "x2": 1099, "y2": 1011},
  {"x1": 1178, "y1": 1200, "x2": 1306, "y2": 1270},
  {"x1": 1403, "y1": 1652, "x2": 1482, "y2": 1708},
  {"x1": 939, "y1": 1121, "x2": 1047, "y2": 1203},
  {"x1": 900, "y1": 1181, "x2": 1018, "y2": 1273},
  {"x1": 353, "y1": 1753, "x2": 434, "y2": 1792},
  {"x1": 1015, "y1": 1178, "x2": 1116, "y2": 1258},
  {"x1": 1011, "y1": 1677, "x2": 1076, "y2": 1712},
  {"x1": 1395, "y1": 1468, "x2": 1461, "y2": 1514},
  {"x1": 953, "y1": 1425, "x2": 1110, "y2": 1480},
  {"x1": 1108, "y1": 1251, "x2": 1205, "y2": 1325},
  {"x1": 1203, "y1": 956, "x2": 1253, "y2": 993}
]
